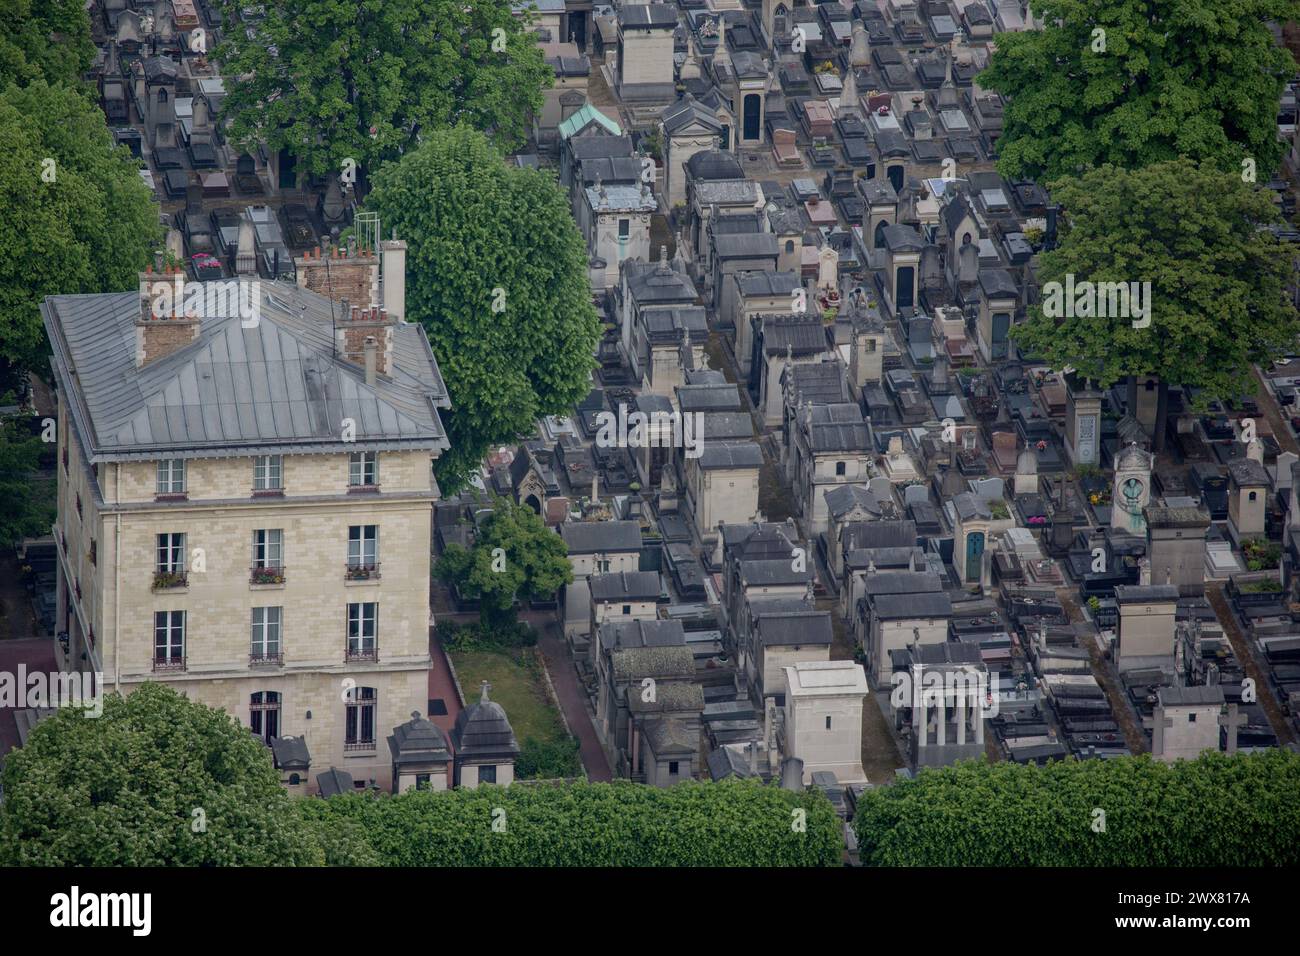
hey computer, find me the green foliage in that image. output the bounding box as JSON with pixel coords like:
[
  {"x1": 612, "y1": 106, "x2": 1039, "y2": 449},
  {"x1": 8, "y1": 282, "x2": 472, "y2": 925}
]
[
  {"x1": 855, "y1": 752, "x2": 1300, "y2": 866},
  {"x1": 1012, "y1": 160, "x2": 1300, "y2": 407},
  {"x1": 0, "y1": 683, "x2": 321, "y2": 865},
  {"x1": 362, "y1": 128, "x2": 599, "y2": 491},
  {"x1": 436, "y1": 618, "x2": 538, "y2": 652},
  {"x1": 211, "y1": 0, "x2": 552, "y2": 179},
  {"x1": 0, "y1": 417, "x2": 55, "y2": 546},
  {"x1": 979, "y1": 0, "x2": 1300, "y2": 182},
  {"x1": 1242, "y1": 538, "x2": 1282, "y2": 571},
  {"x1": 515, "y1": 736, "x2": 583, "y2": 780},
  {"x1": 0, "y1": 80, "x2": 160, "y2": 377},
  {"x1": 436, "y1": 497, "x2": 573, "y2": 624},
  {"x1": 298, "y1": 780, "x2": 844, "y2": 866},
  {"x1": 0, "y1": 0, "x2": 94, "y2": 89}
]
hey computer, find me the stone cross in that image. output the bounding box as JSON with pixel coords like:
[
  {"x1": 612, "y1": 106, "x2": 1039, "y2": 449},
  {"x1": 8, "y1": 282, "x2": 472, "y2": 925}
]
[
  {"x1": 1145, "y1": 708, "x2": 1176, "y2": 756},
  {"x1": 1219, "y1": 703, "x2": 1248, "y2": 755}
]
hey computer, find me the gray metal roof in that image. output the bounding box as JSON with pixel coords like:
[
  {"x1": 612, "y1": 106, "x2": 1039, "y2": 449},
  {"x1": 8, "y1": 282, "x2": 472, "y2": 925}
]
[
  {"x1": 560, "y1": 519, "x2": 642, "y2": 553},
  {"x1": 873, "y1": 591, "x2": 952, "y2": 619},
  {"x1": 590, "y1": 569, "x2": 661, "y2": 601},
  {"x1": 43, "y1": 284, "x2": 449, "y2": 462},
  {"x1": 698, "y1": 442, "x2": 764, "y2": 470},
  {"x1": 451, "y1": 685, "x2": 520, "y2": 758}
]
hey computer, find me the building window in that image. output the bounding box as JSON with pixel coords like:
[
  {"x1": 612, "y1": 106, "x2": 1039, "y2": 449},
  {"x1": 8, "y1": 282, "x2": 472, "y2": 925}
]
[
  {"x1": 622, "y1": 604, "x2": 631, "y2": 615},
  {"x1": 345, "y1": 686, "x2": 377, "y2": 749},
  {"x1": 153, "y1": 610, "x2": 185, "y2": 667},
  {"x1": 253, "y1": 529, "x2": 283, "y2": 568},
  {"x1": 415, "y1": 774, "x2": 431, "y2": 790},
  {"x1": 156, "y1": 459, "x2": 186, "y2": 495},
  {"x1": 253, "y1": 455, "x2": 283, "y2": 491},
  {"x1": 668, "y1": 761, "x2": 679, "y2": 775},
  {"x1": 596, "y1": 558, "x2": 611, "y2": 573},
  {"x1": 479, "y1": 764, "x2": 497, "y2": 784},
  {"x1": 347, "y1": 602, "x2": 378, "y2": 659},
  {"x1": 75, "y1": 493, "x2": 82, "y2": 519},
  {"x1": 347, "y1": 525, "x2": 378, "y2": 571},
  {"x1": 251, "y1": 606, "x2": 282, "y2": 661},
  {"x1": 1249, "y1": 491, "x2": 1257, "y2": 502},
  {"x1": 1188, "y1": 713, "x2": 1197, "y2": 723},
  {"x1": 617, "y1": 218, "x2": 630, "y2": 240},
  {"x1": 348, "y1": 452, "x2": 378, "y2": 488},
  {"x1": 155, "y1": 533, "x2": 186, "y2": 589},
  {"x1": 89, "y1": 539, "x2": 97, "y2": 566},
  {"x1": 784, "y1": 239, "x2": 795, "y2": 254},
  {"x1": 825, "y1": 715, "x2": 832, "y2": 730},
  {"x1": 835, "y1": 461, "x2": 846, "y2": 476},
  {"x1": 249, "y1": 691, "x2": 281, "y2": 743}
]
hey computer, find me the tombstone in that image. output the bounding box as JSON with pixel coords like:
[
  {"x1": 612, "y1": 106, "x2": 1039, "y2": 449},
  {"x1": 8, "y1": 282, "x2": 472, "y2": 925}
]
[
  {"x1": 957, "y1": 241, "x2": 979, "y2": 286},
  {"x1": 1219, "y1": 703, "x2": 1247, "y2": 756},
  {"x1": 1246, "y1": 439, "x2": 1264, "y2": 465},
  {"x1": 1048, "y1": 475, "x2": 1074, "y2": 557},
  {"x1": 817, "y1": 244, "x2": 839, "y2": 292},
  {"x1": 1065, "y1": 377, "x2": 1102, "y2": 467},
  {"x1": 849, "y1": 21, "x2": 870, "y2": 69},
  {"x1": 1111, "y1": 442, "x2": 1153, "y2": 535},
  {"x1": 321, "y1": 176, "x2": 346, "y2": 226},
  {"x1": 1013, "y1": 442, "x2": 1038, "y2": 496},
  {"x1": 1274, "y1": 451, "x2": 1298, "y2": 492},
  {"x1": 991, "y1": 430, "x2": 1017, "y2": 472}
]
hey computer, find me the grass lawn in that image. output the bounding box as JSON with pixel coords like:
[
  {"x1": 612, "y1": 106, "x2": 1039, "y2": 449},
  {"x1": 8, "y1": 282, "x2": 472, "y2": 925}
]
[{"x1": 447, "y1": 647, "x2": 568, "y2": 747}]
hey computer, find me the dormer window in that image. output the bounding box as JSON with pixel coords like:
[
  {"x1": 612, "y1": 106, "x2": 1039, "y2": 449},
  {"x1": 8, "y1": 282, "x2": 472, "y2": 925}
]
[
  {"x1": 253, "y1": 455, "x2": 283, "y2": 492},
  {"x1": 349, "y1": 452, "x2": 378, "y2": 489},
  {"x1": 156, "y1": 459, "x2": 186, "y2": 496}
]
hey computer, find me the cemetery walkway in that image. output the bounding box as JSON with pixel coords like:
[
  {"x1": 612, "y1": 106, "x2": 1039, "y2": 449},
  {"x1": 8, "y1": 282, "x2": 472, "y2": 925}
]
[
  {"x1": 1206, "y1": 585, "x2": 1296, "y2": 745},
  {"x1": 535, "y1": 621, "x2": 614, "y2": 782}
]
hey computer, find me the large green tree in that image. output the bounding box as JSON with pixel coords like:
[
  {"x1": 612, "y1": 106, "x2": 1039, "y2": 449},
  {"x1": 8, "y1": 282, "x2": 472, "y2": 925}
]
[
  {"x1": 1012, "y1": 159, "x2": 1300, "y2": 449},
  {"x1": 980, "y1": 0, "x2": 1300, "y2": 182},
  {"x1": 436, "y1": 497, "x2": 573, "y2": 626},
  {"x1": 0, "y1": 417, "x2": 55, "y2": 547},
  {"x1": 363, "y1": 126, "x2": 599, "y2": 491},
  {"x1": 0, "y1": 80, "x2": 160, "y2": 379},
  {"x1": 855, "y1": 751, "x2": 1300, "y2": 866},
  {"x1": 211, "y1": 0, "x2": 553, "y2": 181},
  {"x1": 0, "y1": 683, "x2": 324, "y2": 865},
  {"x1": 0, "y1": 0, "x2": 94, "y2": 89}
]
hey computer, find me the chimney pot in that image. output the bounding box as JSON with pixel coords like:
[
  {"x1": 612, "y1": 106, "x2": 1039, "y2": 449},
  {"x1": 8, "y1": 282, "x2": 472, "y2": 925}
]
[{"x1": 351, "y1": 306, "x2": 360, "y2": 322}]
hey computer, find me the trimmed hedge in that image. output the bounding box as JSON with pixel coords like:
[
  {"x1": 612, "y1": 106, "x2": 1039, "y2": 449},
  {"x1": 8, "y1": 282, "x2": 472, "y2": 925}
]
[
  {"x1": 854, "y1": 751, "x2": 1300, "y2": 866},
  {"x1": 298, "y1": 779, "x2": 844, "y2": 866}
]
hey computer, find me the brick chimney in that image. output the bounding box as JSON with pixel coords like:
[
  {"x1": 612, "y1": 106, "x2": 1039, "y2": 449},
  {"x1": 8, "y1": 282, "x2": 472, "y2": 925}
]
[
  {"x1": 136, "y1": 265, "x2": 200, "y2": 368},
  {"x1": 296, "y1": 237, "x2": 402, "y2": 381},
  {"x1": 338, "y1": 303, "x2": 393, "y2": 378},
  {"x1": 294, "y1": 242, "x2": 379, "y2": 307}
]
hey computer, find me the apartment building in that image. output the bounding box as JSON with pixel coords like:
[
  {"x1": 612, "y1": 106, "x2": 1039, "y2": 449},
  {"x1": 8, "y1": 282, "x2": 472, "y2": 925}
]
[{"x1": 42, "y1": 238, "x2": 452, "y2": 791}]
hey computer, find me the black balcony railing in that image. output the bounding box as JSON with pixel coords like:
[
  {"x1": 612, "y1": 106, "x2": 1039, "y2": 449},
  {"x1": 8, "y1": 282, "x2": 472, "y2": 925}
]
[
  {"x1": 249, "y1": 565, "x2": 286, "y2": 585},
  {"x1": 153, "y1": 656, "x2": 186, "y2": 672},
  {"x1": 345, "y1": 643, "x2": 378, "y2": 663},
  {"x1": 343, "y1": 739, "x2": 376, "y2": 752},
  {"x1": 249, "y1": 650, "x2": 283, "y2": 665},
  {"x1": 344, "y1": 562, "x2": 380, "y2": 581},
  {"x1": 153, "y1": 569, "x2": 187, "y2": 590}
]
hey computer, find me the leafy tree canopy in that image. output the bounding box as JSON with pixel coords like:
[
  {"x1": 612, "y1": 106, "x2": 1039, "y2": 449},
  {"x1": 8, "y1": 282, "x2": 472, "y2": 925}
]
[
  {"x1": 436, "y1": 496, "x2": 574, "y2": 625},
  {"x1": 362, "y1": 127, "x2": 600, "y2": 491},
  {"x1": 980, "y1": 0, "x2": 1300, "y2": 182},
  {"x1": 299, "y1": 779, "x2": 844, "y2": 866},
  {"x1": 0, "y1": 80, "x2": 160, "y2": 377},
  {"x1": 855, "y1": 751, "x2": 1300, "y2": 866},
  {"x1": 211, "y1": 0, "x2": 553, "y2": 180},
  {"x1": 0, "y1": 683, "x2": 322, "y2": 865},
  {"x1": 0, "y1": 0, "x2": 94, "y2": 89},
  {"x1": 0, "y1": 417, "x2": 55, "y2": 547},
  {"x1": 1012, "y1": 159, "x2": 1300, "y2": 406}
]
